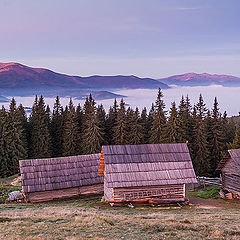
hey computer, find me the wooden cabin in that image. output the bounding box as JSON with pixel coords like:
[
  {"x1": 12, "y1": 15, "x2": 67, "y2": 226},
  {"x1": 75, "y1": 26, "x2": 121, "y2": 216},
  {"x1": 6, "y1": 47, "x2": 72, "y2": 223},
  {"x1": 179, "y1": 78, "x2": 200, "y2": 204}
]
[
  {"x1": 217, "y1": 149, "x2": 240, "y2": 199},
  {"x1": 98, "y1": 143, "x2": 197, "y2": 204},
  {"x1": 20, "y1": 154, "x2": 103, "y2": 202}
]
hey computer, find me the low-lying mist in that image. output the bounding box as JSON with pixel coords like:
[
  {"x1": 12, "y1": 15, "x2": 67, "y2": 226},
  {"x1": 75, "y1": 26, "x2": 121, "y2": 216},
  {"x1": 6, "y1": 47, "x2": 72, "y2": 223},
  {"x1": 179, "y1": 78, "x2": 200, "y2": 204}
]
[{"x1": 1, "y1": 85, "x2": 239, "y2": 116}]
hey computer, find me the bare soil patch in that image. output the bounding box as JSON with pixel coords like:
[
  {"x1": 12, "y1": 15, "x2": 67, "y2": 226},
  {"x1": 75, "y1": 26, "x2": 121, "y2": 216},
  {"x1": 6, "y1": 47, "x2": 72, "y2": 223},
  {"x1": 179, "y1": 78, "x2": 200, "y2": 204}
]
[{"x1": 189, "y1": 196, "x2": 240, "y2": 209}]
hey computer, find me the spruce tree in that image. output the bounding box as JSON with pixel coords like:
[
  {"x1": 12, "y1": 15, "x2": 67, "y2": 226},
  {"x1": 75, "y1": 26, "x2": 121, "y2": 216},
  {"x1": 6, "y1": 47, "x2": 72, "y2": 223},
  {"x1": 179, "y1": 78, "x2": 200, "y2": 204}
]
[
  {"x1": 51, "y1": 96, "x2": 64, "y2": 157},
  {"x1": 140, "y1": 107, "x2": 149, "y2": 143},
  {"x1": 192, "y1": 104, "x2": 210, "y2": 176},
  {"x1": 62, "y1": 99, "x2": 81, "y2": 156},
  {"x1": 16, "y1": 104, "x2": 29, "y2": 157},
  {"x1": 0, "y1": 99, "x2": 27, "y2": 177},
  {"x1": 145, "y1": 104, "x2": 155, "y2": 143},
  {"x1": 196, "y1": 94, "x2": 207, "y2": 118},
  {"x1": 76, "y1": 104, "x2": 84, "y2": 133},
  {"x1": 231, "y1": 122, "x2": 240, "y2": 149},
  {"x1": 207, "y1": 98, "x2": 225, "y2": 175},
  {"x1": 105, "y1": 99, "x2": 119, "y2": 144},
  {"x1": 81, "y1": 95, "x2": 103, "y2": 154},
  {"x1": 127, "y1": 107, "x2": 143, "y2": 144},
  {"x1": 5, "y1": 99, "x2": 27, "y2": 174},
  {"x1": 149, "y1": 89, "x2": 167, "y2": 143},
  {"x1": 96, "y1": 104, "x2": 107, "y2": 145},
  {"x1": 163, "y1": 102, "x2": 184, "y2": 143},
  {"x1": 29, "y1": 96, "x2": 51, "y2": 158},
  {"x1": 226, "y1": 116, "x2": 236, "y2": 145},
  {"x1": 178, "y1": 95, "x2": 193, "y2": 142},
  {"x1": 113, "y1": 99, "x2": 128, "y2": 145},
  {"x1": 0, "y1": 107, "x2": 10, "y2": 177}
]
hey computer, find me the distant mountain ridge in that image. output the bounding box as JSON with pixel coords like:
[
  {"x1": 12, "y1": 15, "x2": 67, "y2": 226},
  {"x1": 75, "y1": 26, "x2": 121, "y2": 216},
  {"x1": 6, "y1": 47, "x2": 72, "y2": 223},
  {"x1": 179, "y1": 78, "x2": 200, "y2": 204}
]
[
  {"x1": 1, "y1": 62, "x2": 239, "y2": 94},
  {"x1": 159, "y1": 72, "x2": 240, "y2": 87},
  {"x1": 0, "y1": 62, "x2": 169, "y2": 89}
]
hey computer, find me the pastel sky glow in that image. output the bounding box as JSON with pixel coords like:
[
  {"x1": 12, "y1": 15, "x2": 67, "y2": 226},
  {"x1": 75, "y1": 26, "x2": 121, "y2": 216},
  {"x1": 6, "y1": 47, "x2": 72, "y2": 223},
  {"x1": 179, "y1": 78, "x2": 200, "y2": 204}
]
[{"x1": 1, "y1": 0, "x2": 240, "y2": 78}]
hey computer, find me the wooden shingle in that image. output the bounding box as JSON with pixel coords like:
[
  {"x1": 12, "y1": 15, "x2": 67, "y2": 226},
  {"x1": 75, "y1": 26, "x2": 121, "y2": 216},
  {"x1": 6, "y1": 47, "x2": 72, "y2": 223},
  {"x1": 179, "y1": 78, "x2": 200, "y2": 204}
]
[
  {"x1": 101, "y1": 143, "x2": 197, "y2": 188},
  {"x1": 20, "y1": 153, "x2": 103, "y2": 193}
]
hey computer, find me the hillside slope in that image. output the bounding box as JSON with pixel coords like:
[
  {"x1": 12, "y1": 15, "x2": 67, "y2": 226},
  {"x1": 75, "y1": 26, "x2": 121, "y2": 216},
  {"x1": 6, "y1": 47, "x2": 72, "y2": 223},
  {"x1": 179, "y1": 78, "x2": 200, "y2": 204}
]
[{"x1": 0, "y1": 62, "x2": 169, "y2": 89}]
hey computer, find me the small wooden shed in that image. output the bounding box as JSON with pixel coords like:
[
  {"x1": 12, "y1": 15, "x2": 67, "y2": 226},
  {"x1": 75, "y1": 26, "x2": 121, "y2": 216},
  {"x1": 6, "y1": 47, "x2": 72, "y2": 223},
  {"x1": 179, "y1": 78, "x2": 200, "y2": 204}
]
[
  {"x1": 217, "y1": 149, "x2": 240, "y2": 199},
  {"x1": 20, "y1": 154, "x2": 103, "y2": 202},
  {"x1": 98, "y1": 143, "x2": 197, "y2": 203}
]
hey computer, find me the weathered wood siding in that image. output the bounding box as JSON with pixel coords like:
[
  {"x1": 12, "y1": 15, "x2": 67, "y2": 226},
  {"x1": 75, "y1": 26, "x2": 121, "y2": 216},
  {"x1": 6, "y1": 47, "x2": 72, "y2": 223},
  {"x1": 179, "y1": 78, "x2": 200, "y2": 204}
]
[
  {"x1": 25, "y1": 184, "x2": 103, "y2": 203},
  {"x1": 112, "y1": 184, "x2": 185, "y2": 201},
  {"x1": 221, "y1": 152, "x2": 240, "y2": 195},
  {"x1": 222, "y1": 173, "x2": 240, "y2": 194},
  {"x1": 104, "y1": 182, "x2": 113, "y2": 201}
]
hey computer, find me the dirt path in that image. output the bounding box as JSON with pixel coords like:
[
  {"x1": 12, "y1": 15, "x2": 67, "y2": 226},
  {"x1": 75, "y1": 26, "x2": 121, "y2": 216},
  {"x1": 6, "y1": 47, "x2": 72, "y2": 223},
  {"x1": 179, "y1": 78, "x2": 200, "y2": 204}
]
[{"x1": 189, "y1": 196, "x2": 240, "y2": 209}]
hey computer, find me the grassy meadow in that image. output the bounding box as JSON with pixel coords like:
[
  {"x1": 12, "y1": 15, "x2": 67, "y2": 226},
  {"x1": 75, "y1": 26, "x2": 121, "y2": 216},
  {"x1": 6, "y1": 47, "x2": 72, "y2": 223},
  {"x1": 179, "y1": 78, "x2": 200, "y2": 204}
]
[
  {"x1": 0, "y1": 196, "x2": 240, "y2": 240},
  {"x1": 1, "y1": 176, "x2": 240, "y2": 240}
]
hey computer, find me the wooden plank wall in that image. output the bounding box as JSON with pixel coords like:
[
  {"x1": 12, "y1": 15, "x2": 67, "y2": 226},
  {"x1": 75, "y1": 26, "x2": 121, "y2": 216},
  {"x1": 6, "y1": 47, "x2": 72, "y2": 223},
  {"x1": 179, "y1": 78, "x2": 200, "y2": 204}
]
[
  {"x1": 104, "y1": 179, "x2": 114, "y2": 201},
  {"x1": 26, "y1": 184, "x2": 103, "y2": 203},
  {"x1": 223, "y1": 173, "x2": 240, "y2": 193},
  {"x1": 113, "y1": 184, "x2": 184, "y2": 201}
]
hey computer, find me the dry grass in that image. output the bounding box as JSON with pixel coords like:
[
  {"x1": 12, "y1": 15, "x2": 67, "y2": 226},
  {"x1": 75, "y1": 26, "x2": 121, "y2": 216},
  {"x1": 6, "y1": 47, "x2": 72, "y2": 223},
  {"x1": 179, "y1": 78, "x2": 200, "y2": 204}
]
[{"x1": 0, "y1": 198, "x2": 240, "y2": 240}]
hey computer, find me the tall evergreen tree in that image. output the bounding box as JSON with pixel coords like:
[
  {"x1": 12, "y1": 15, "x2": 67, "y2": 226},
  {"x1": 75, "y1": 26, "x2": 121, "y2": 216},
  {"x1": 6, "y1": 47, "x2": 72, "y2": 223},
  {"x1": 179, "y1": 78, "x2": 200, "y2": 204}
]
[
  {"x1": 145, "y1": 104, "x2": 155, "y2": 143},
  {"x1": 149, "y1": 89, "x2": 167, "y2": 143},
  {"x1": 192, "y1": 104, "x2": 210, "y2": 176},
  {"x1": 29, "y1": 96, "x2": 51, "y2": 158},
  {"x1": 0, "y1": 100, "x2": 27, "y2": 177},
  {"x1": 225, "y1": 116, "x2": 236, "y2": 146},
  {"x1": 76, "y1": 104, "x2": 84, "y2": 132},
  {"x1": 221, "y1": 111, "x2": 229, "y2": 151},
  {"x1": 127, "y1": 107, "x2": 143, "y2": 144},
  {"x1": 105, "y1": 99, "x2": 119, "y2": 144},
  {"x1": 81, "y1": 95, "x2": 103, "y2": 154},
  {"x1": 62, "y1": 99, "x2": 81, "y2": 156},
  {"x1": 163, "y1": 102, "x2": 184, "y2": 143},
  {"x1": 207, "y1": 98, "x2": 225, "y2": 175},
  {"x1": 16, "y1": 104, "x2": 29, "y2": 157},
  {"x1": 6, "y1": 99, "x2": 27, "y2": 174},
  {"x1": 196, "y1": 94, "x2": 207, "y2": 118},
  {"x1": 113, "y1": 99, "x2": 128, "y2": 145},
  {"x1": 0, "y1": 107, "x2": 10, "y2": 177},
  {"x1": 51, "y1": 96, "x2": 64, "y2": 157},
  {"x1": 140, "y1": 107, "x2": 149, "y2": 143},
  {"x1": 178, "y1": 95, "x2": 193, "y2": 142},
  {"x1": 231, "y1": 122, "x2": 240, "y2": 149},
  {"x1": 97, "y1": 104, "x2": 107, "y2": 145}
]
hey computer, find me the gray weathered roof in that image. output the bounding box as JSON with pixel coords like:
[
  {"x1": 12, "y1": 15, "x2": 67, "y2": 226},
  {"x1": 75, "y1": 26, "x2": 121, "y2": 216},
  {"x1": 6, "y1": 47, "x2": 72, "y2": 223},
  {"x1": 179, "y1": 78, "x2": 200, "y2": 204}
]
[
  {"x1": 20, "y1": 154, "x2": 103, "y2": 193},
  {"x1": 218, "y1": 149, "x2": 240, "y2": 174},
  {"x1": 229, "y1": 149, "x2": 240, "y2": 164},
  {"x1": 102, "y1": 143, "x2": 197, "y2": 188}
]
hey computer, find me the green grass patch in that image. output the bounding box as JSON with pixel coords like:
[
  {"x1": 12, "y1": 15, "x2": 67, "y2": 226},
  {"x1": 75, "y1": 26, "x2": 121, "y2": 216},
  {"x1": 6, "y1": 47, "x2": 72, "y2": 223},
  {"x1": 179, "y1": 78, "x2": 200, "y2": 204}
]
[
  {"x1": 193, "y1": 186, "x2": 220, "y2": 199},
  {"x1": 0, "y1": 174, "x2": 19, "y2": 185},
  {"x1": 0, "y1": 185, "x2": 22, "y2": 202}
]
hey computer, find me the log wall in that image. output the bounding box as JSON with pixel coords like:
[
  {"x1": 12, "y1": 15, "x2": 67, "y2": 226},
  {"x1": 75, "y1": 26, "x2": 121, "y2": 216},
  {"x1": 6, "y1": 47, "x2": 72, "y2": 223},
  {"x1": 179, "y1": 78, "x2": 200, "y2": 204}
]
[
  {"x1": 112, "y1": 184, "x2": 185, "y2": 201},
  {"x1": 222, "y1": 173, "x2": 240, "y2": 194},
  {"x1": 25, "y1": 184, "x2": 103, "y2": 203}
]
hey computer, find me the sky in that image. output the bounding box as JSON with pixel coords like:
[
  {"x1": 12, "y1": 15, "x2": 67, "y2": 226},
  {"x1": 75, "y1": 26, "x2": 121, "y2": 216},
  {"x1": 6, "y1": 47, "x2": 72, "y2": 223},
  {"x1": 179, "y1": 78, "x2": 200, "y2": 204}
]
[{"x1": 1, "y1": 0, "x2": 240, "y2": 78}]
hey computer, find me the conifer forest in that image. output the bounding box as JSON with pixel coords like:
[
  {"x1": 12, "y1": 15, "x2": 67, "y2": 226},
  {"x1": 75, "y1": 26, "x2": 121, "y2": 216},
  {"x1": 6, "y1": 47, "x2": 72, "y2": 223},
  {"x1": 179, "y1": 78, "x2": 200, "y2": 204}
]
[{"x1": 0, "y1": 89, "x2": 239, "y2": 178}]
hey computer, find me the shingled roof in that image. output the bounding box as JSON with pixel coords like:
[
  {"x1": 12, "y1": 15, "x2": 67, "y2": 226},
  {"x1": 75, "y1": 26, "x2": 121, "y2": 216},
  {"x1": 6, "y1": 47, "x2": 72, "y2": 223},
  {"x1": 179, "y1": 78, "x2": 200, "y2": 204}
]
[
  {"x1": 20, "y1": 154, "x2": 103, "y2": 193},
  {"x1": 101, "y1": 143, "x2": 197, "y2": 188},
  {"x1": 217, "y1": 149, "x2": 240, "y2": 173}
]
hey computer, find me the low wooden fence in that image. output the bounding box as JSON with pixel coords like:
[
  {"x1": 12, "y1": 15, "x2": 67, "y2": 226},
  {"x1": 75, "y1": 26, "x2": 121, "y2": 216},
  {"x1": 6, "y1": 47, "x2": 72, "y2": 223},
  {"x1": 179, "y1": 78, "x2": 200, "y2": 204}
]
[{"x1": 197, "y1": 176, "x2": 222, "y2": 188}]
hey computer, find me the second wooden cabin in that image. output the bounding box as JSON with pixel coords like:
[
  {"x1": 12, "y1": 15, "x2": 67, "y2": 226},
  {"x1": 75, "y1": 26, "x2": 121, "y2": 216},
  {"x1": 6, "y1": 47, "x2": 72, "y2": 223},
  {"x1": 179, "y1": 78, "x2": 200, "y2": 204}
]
[
  {"x1": 20, "y1": 154, "x2": 103, "y2": 202},
  {"x1": 98, "y1": 143, "x2": 197, "y2": 204},
  {"x1": 217, "y1": 149, "x2": 240, "y2": 199}
]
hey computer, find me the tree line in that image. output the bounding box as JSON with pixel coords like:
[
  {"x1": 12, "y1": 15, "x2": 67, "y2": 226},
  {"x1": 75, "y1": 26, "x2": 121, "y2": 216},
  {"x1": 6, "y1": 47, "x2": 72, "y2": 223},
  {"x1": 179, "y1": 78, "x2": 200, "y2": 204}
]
[{"x1": 0, "y1": 89, "x2": 240, "y2": 178}]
